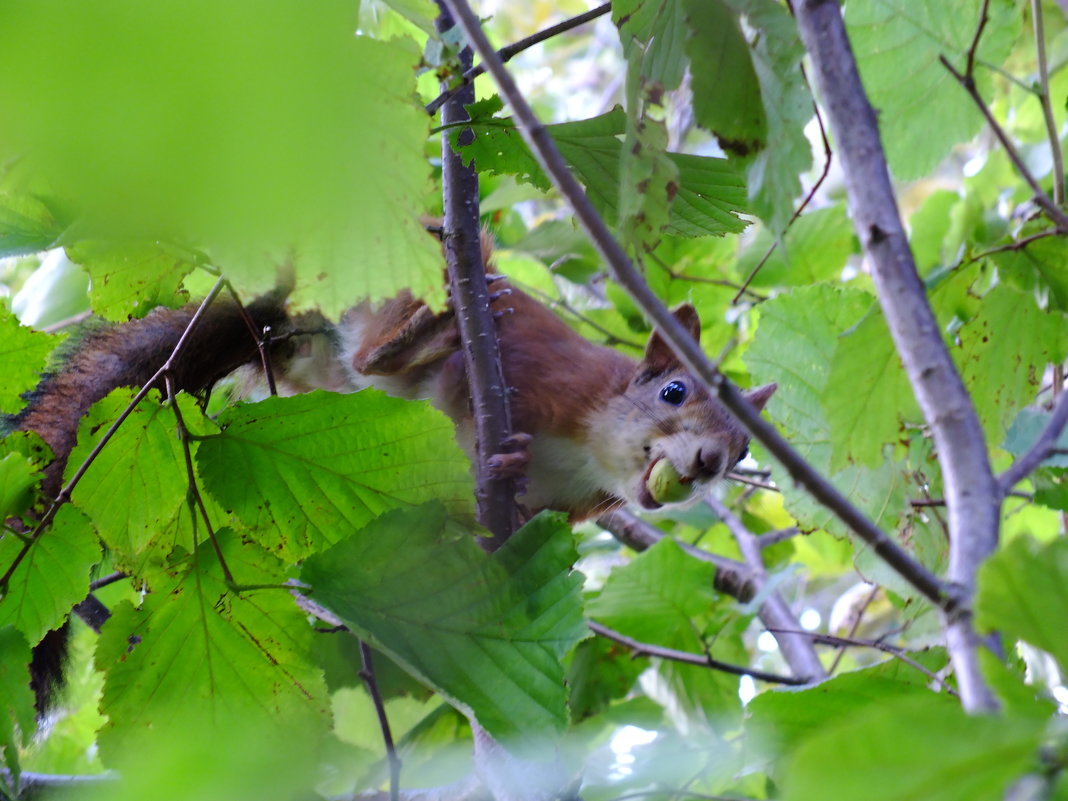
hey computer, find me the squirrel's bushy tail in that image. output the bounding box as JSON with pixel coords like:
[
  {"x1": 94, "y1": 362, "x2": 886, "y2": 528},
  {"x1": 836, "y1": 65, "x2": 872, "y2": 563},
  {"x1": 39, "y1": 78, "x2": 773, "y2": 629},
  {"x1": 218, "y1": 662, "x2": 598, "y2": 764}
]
[{"x1": 16, "y1": 292, "x2": 290, "y2": 498}]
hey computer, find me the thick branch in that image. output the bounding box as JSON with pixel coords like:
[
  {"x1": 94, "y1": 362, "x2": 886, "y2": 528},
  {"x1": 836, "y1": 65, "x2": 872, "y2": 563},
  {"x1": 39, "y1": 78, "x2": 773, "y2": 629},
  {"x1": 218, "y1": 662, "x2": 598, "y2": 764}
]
[
  {"x1": 439, "y1": 0, "x2": 951, "y2": 612},
  {"x1": 435, "y1": 1, "x2": 520, "y2": 547},
  {"x1": 795, "y1": 0, "x2": 999, "y2": 712}
]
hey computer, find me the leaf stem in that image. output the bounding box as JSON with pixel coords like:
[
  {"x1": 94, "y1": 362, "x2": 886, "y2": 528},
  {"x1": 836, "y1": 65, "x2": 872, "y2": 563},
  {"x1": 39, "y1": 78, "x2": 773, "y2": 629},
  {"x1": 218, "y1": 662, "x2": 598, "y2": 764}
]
[
  {"x1": 360, "y1": 641, "x2": 402, "y2": 801},
  {"x1": 1032, "y1": 0, "x2": 1065, "y2": 205}
]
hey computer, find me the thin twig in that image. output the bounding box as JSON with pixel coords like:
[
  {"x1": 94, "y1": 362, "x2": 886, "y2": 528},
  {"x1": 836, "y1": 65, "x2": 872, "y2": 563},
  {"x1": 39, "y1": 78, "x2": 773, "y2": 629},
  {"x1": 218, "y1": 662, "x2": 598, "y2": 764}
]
[
  {"x1": 89, "y1": 571, "x2": 126, "y2": 591},
  {"x1": 166, "y1": 373, "x2": 233, "y2": 586},
  {"x1": 731, "y1": 69, "x2": 833, "y2": 304},
  {"x1": 998, "y1": 389, "x2": 1068, "y2": 494},
  {"x1": 588, "y1": 620, "x2": 810, "y2": 685},
  {"x1": 766, "y1": 627, "x2": 958, "y2": 697},
  {"x1": 425, "y1": 3, "x2": 612, "y2": 115},
  {"x1": 968, "y1": 229, "x2": 1062, "y2": 261},
  {"x1": 360, "y1": 642, "x2": 402, "y2": 801},
  {"x1": 1032, "y1": 0, "x2": 1065, "y2": 205},
  {"x1": 756, "y1": 527, "x2": 801, "y2": 548},
  {"x1": 939, "y1": 15, "x2": 1068, "y2": 233},
  {"x1": 827, "y1": 584, "x2": 879, "y2": 674},
  {"x1": 726, "y1": 471, "x2": 780, "y2": 492}
]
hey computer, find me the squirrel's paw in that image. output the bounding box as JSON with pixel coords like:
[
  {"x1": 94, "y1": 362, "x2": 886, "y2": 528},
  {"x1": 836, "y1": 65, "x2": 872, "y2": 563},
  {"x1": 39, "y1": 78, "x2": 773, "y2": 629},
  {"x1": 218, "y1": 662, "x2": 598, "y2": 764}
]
[{"x1": 486, "y1": 432, "x2": 533, "y2": 485}]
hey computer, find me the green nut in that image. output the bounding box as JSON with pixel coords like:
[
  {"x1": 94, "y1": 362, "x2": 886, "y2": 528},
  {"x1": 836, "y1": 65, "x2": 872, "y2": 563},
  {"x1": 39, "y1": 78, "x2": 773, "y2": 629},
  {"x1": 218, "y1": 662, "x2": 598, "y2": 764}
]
[{"x1": 647, "y1": 459, "x2": 691, "y2": 505}]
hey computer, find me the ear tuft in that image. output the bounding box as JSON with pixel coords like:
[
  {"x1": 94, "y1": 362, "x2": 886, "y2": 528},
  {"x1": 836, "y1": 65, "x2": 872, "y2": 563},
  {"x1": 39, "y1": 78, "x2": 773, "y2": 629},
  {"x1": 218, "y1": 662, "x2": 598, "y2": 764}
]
[
  {"x1": 641, "y1": 304, "x2": 701, "y2": 375},
  {"x1": 745, "y1": 383, "x2": 777, "y2": 412}
]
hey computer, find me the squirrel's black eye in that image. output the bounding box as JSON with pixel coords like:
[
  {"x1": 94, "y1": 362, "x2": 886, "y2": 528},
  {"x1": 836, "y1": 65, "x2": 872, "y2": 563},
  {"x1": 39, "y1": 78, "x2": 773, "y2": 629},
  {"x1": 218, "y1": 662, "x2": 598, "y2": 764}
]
[{"x1": 659, "y1": 380, "x2": 688, "y2": 406}]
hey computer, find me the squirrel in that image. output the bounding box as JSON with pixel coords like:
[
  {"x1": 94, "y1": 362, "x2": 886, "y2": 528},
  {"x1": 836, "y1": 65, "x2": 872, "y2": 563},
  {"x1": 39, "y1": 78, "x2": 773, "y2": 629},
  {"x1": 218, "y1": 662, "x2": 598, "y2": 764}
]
[{"x1": 16, "y1": 245, "x2": 774, "y2": 521}]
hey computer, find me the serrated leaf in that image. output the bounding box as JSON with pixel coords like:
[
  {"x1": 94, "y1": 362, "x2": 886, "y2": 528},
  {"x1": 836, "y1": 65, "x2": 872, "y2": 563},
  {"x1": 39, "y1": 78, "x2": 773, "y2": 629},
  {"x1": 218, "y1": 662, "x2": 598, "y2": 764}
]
[
  {"x1": 975, "y1": 536, "x2": 1068, "y2": 674},
  {"x1": 97, "y1": 530, "x2": 328, "y2": 763},
  {"x1": 301, "y1": 505, "x2": 587, "y2": 743},
  {"x1": 587, "y1": 538, "x2": 716, "y2": 643},
  {"x1": 68, "y1": 390, "x2": 202, "y2": 579},
  {"x1": 781, "y1": 695, "x2": 1043, "y2": 801},
  {"x1": 0, "y1": 626, "x2": 34, "y2": 783},
  {"x1": 462, "y1": 107, "x2": 748, "y2": 238},
  {"x1": 198, "y1": 390, "x2": 474, "y2": 561},
  {"x1": 845, "y1": 0, "x2": 1021, "y2": 180},
  {"x1": 745, "y1": 286, "x2": 915, "y2": 554},
  {"x1": 822, "y1": 305, "x2": 919, "y2": 470},
  {"x1": 683, "y1": 0, "x2": 766, "y2": 155},
  {"x1": 567, "y1": 636, "x2": 645, "y2": 722},
  {"x1": 0, "y1": 192, "x2": 62, "y2": 257},
  {"x1": 0, "y1": 506, "x2": 100, "y2": 646},
  {"x1": 0, "y1": 309, "x2": 61, "y2": 415},
  {"x1": 0, "y1": 1, "x2": 441, "y2": 316},
  {"x1": 67, "y1": 241, "x2": 193, "y2": 321},
  {"x1": 958, "y1": 286, "x2": 1068, "y2": 443},
  {"x1": 614, "y1": 0, "x2": 688, "y2": 92},
  {"x1": 726, "y1": 0, "x2": 812, "y2": 232}
]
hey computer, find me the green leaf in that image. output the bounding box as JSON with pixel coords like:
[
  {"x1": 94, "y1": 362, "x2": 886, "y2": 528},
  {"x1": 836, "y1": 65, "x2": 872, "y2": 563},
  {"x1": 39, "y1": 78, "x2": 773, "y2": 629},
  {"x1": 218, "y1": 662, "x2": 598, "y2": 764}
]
[
  {"x1": 0, "y1": 0, "x2": 441, "y2": 316},
  {"x1": 0, "y1": 626, "x2": 34, "y2": 783},
  {"x1": 726, "y1": 0, "x2": 812, "y2": 232},
  {"x1": 0, "y1": 506, "x2": 100, "y2": 646},
  {"x1": 0, "y1": 308, "x2": 61, "y2": 416},
  {"x1": 734, "y1": 204, "x2": 856, "y2": 288},
  {"x1": 97, "y1": 530, "x2": 329, "y2": 763},
  {"x1": 682, "y1": 0, "x2": 766, "y2": 156},
  {"x1": 0, "y1": 452, "x2": 38, "y2": 523},
  {"x1": 975, "y1": 536, "x2": 1068, "y2": 674},
  {"x1": 845, "y1": 0, "x2": 1021, "y2": 180},
  {"x1": 822, "y1": 304, "x2": 919, "y2": 470},
  {"x1": 614, "y1": 0, "x2": 688, "y2": 92},
  {"x1": 781, "y1": 695, "x2": 1043, "y2": 801},
  {"x1": 198, "y1": 390, "x2": 475, "y2": 561},
  {"x1": 567, "y1": 636, "x2": 645, "y2": 722},
  {"x1": 0, "y1": 192, "x2": 62, "y2": 257},
  {"x1": 746, "y1": 286, "x2": 915, "y2": 556},
  {"x1": 587, "y1": 537, "x2": 716, "y2": 643},
  {"x1": 992, "y1": 234, "x2": 1068, "y2": 312},
  {"x1": 67, "y1": 390, "x2": 202, "y2": 580},
  {"x1": 957, "y1": 286, "x2": 1068, "y2": 443},
  {"x1": 747, "y1": 655, "x2": 950, "y2": 755},
  {"x1": 301, "y1": 505, "x2": 587, "y2": 743},
  {"x1": 66, "y1": 241, "x2": 193, "y2": 321},
  {"x1": 462, "y1": 106, "x2": 748, "y2": 238}
]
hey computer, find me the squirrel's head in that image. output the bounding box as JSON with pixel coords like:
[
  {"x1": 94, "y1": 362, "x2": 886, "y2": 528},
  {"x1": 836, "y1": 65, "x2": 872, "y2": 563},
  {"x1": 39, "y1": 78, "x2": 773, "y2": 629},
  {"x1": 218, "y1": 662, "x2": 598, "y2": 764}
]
[{"x1": 588, "y1": 303, "x2": 776, "y2": 513}]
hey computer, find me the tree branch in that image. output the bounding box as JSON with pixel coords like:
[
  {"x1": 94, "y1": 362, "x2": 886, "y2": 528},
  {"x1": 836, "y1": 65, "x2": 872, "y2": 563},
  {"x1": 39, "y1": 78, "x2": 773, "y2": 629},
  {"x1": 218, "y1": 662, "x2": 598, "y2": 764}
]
[
  {"x1": 435, "y1": 1, "x2": 520, "y2": 547},
  {"x1": 706, "y1": 498, "x2": 825, "y2": 682},
  {"x1": 588, "y1": 621, "x2": 809, "y2": 685},
  {"x1": 439, "y1": 0, "x2": 952, "y2": 613},
  {"x1": 426, "y1": 3, "x2": 611, "y2": 116},
  {"x1": 1032, "y1": 0, "x2": 1065, "y2": 206},
  {"x1": 598, "y1": 509, "x2": 823, "y2": 682},
  {"x1": 795, "y1": 0, "x2": 999, "y2": 712},
  {"x1": 998, "y1": 390, "x2": 1068, "y2": 494}
]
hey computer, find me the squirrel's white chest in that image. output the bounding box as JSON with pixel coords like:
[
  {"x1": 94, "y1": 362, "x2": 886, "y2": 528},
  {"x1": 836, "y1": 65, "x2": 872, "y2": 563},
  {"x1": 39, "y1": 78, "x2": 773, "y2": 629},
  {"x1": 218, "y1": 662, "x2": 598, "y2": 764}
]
[{"x1": 521, "y1": 433, "x2": 615, "y2": 514}]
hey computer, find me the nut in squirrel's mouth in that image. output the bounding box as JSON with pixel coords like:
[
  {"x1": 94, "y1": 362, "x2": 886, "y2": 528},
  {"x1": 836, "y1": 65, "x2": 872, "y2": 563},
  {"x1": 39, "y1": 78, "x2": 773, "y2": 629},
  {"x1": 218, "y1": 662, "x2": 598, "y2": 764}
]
[{"x1": 638, "y1": 456, "x2": 695, "y2": 510}]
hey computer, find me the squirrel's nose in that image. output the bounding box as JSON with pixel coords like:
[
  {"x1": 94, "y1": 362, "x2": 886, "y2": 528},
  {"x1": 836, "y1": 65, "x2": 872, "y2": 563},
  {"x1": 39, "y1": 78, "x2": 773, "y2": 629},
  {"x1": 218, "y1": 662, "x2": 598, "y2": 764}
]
[{"x1": 693, "y1": 445, "x2": 725, "y2": 480}]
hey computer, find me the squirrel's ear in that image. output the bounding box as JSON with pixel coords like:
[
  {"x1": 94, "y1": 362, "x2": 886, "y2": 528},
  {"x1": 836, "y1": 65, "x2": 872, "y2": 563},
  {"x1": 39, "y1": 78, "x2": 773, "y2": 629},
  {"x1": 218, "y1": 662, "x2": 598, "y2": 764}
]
[
  {"x1": 745, "y1": 383, "x2": 777, "y2": 411},
  {"x1": 642, "y1": 304, "x2": 701, "y2": 373}
]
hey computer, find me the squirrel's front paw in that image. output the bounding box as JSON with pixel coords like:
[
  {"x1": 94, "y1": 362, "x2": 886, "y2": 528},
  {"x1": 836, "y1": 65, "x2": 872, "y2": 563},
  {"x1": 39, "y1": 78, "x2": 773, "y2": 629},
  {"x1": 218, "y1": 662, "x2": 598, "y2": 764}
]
[{"x1": 486, "y1": 432, "x2": 533, "y2": 486}]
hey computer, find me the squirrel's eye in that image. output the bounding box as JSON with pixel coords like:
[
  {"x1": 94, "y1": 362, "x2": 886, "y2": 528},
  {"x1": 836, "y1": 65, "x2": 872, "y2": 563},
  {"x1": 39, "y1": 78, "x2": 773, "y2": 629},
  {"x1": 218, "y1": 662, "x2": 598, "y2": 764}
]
[{"x1": 659, "y1": 380, "x2": 688, "y2": 406}]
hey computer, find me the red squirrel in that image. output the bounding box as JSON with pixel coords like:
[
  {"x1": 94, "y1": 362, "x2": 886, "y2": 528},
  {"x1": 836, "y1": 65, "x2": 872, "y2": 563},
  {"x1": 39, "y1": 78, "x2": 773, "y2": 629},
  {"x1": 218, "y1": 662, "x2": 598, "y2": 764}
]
[
  {"x1": 18, "y1": 266, "x2": 774, "y2": 520},
  {"x1": 337, "y1": 283, "x2": 775, "y2": 520}
]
